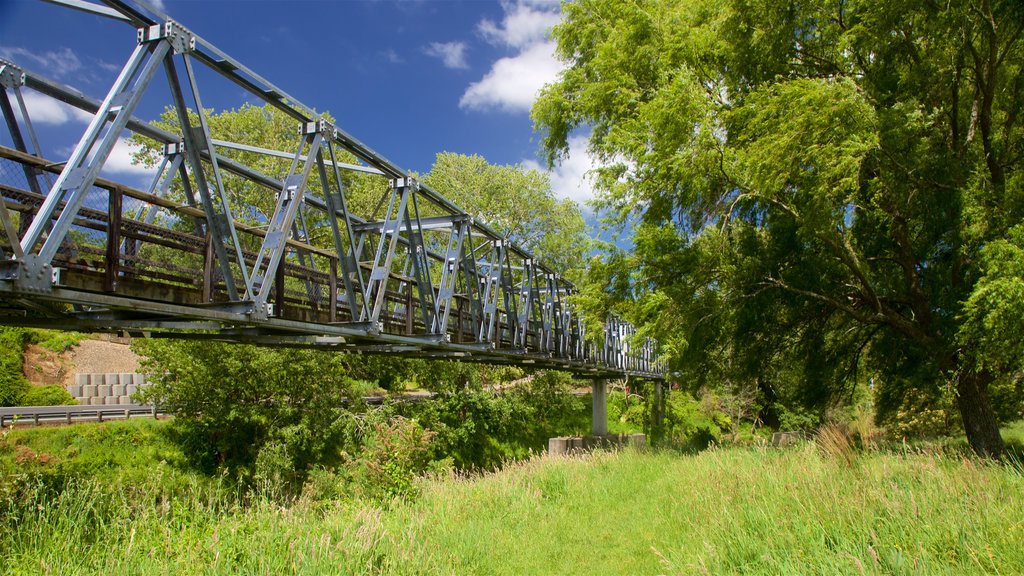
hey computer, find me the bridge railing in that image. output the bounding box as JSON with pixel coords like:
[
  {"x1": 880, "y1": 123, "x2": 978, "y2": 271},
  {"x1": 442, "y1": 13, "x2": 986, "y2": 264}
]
[{"x1": 0, "y1": 0, "x2": 664, "y2": 379}]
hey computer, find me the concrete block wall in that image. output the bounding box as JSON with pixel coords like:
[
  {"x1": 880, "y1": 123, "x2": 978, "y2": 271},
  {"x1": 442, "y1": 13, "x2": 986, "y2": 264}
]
[
  {"x1": 547, "y1": 433, "x2": 646, "y2": 456},
  {"x1": 66, "y1": 374, "x2": 148, "y2": 406}
]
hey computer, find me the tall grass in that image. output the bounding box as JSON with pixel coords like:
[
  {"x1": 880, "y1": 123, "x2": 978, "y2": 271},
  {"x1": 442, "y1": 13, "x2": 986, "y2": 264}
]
[{"x1": 2, "y1": 425, "x2": 1022, "y2": 575}]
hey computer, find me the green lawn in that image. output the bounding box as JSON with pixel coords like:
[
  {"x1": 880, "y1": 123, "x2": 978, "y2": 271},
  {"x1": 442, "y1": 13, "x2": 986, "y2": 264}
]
[{"x1": 2, "y1": 420, "x2": 1022, "y2": 574}]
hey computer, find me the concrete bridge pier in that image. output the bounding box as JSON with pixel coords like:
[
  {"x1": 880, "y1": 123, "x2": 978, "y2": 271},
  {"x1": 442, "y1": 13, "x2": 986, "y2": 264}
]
[
  {"x1": 653, "y1": 380, "x2": 664, "y2": 429},
  {"x1": 547, "y1": 379, "x2": 647, "y2": 456},
  {"x1": 592, "y1": 379, "x2": 608, "y2": 437}
]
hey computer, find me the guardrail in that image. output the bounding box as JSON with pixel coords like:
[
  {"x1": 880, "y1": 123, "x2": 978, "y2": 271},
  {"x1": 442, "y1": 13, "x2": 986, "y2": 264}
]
[
  {"x1": 0, "y1": 388, "x2": 589, "y2": 428},
  {"x1": 0, "y1": 404, "x2": 160, "y2": 427}
]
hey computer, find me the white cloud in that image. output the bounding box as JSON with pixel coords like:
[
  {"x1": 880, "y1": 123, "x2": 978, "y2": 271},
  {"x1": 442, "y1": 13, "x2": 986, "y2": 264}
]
[
  {"x1": 96, "y1": 137, "x2": 158, "y2": 178},
  {"x1": 522, "y1": 134, "x2": 599, "y2": 207},
  {"x1": 148, "y1": 0, "x2": 167, "y2": 12},
  {"x1": 460, "y1": 41, "x2": 560, "y2": 113},
  {"x1": 425, "y1": 42, "x2": 469, "y2": 69},
  {"x1": 0, "y1": 46, "x2": 81, "y2": 78},
  {"x1": 17, "y1": 90, "x2": 93, "y2": 125},
  {"x1": 478, "y1": 2, "x2": 561, "y2": 49},
  {"x1": 460, "y1": 1, "x2": 563, "y2": 114}
]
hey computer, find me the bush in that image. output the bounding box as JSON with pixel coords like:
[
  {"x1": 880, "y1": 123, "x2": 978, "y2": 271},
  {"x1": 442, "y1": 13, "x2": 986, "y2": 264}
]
[
  {"x1": 0, "y1": 327, "x2": 29, "y2": 407},
  {"x1": 21, "y1": 385, "x2": 76, "y2": 406},
  {"x1": 659, "y1": 389, "x2": 729, "y2": 450},
  {"x1": 26, "y1": 329, "x2": 84, "y2": 353},
  {"x1": 390, "y1": 371, "x2": 586, "y2": 471},
  {"x1": 133, "y1": 339, "x2": 361, "y2": 484},
  {"x1": 349, "y1": 416, "x2": 436, "y2": 501}
]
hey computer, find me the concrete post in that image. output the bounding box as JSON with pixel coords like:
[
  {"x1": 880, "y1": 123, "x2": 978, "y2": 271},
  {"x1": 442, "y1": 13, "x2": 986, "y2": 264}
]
[
  {"x1": 654, "y1": 380, "x2": 664, "y2": 428},
  {"x1": 592, "y1": 380, "x2": 608, "y2": 437}
]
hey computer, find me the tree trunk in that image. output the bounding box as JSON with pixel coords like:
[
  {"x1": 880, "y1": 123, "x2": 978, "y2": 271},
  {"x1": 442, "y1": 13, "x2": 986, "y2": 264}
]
[{"x1": 955, "y1": 371, "x2": 1005, "y2": 458}]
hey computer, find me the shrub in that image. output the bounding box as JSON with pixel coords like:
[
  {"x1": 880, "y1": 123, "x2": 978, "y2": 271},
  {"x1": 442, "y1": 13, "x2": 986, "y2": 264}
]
[
  {"x1": 21, "y1": 385, "x2": 76, "y2": 406},
  {"x1": 659, "y1": 389, "x2": 728, "y2": 450},
  {"x1": 26, "y1": 329, "x2": 84, "y2": 353},
  {"x1": 0, "y1": 327, "x2": 29, "y2": 406},
  {"x1": 350, "y1": 416, "x2": 436, "y2": 501},
  {"x1": 133, "y1": 339, "x2": 360, "y2": 482}
]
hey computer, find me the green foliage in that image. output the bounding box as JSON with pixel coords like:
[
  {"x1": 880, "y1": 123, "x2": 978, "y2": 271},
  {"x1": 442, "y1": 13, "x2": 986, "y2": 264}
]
[
  {"x1": 21, "y1": 385, "x2": 76, "y2": 407},
  {"x1": 423, "y1": 152, "x2": 590, "y2": 274},
  {"x1": 347, "y1": 416, "x2": 436, "y2": 502},
  {"x1": 660, "y1": 389, "x2": 728, "y2": 450},
  {"x1": 958, "y1": 224, "x2": 1024, "y2": 424},
  {"x1": 0, "y1": 327, "x2": 29, "y2": 407},
  {"x1": 534, "y1": 0, "x2": 1024, "y2": 455},
  {"x1": 26, "y1": 329, "x2": 84, "y2": 353},
  {"x1": 389, "y1": 370, "x2": 588, "y2": 470},
  {"x1": 133, "y1": 339, "x2": 359, "y2": 484}
]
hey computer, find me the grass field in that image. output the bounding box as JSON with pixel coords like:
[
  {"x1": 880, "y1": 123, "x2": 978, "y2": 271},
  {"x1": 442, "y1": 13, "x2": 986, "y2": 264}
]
[{"x1": 2, "y1": 419, "x2": 1023, "y2": 574}]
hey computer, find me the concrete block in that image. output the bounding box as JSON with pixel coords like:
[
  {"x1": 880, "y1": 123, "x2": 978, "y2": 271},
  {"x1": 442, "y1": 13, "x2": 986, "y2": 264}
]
[
  {"x1": 90, "y1": 374, "x2": 106, "y2": 385},
  {"x1": 83, "y1": 385, "x2": 98, "y2": 398},
  {"x1": 120, "y1": 373, "x2": 133, "y2": 386},
  {"x1": 134, "y1": 374, "x2": 147, "y2": 386},
  {"x1": 772, "y1": 431, "x2": 804, "y2": 447},
  {"x1": 66, "y1": 385, "x2": 82, "y2": 397},
  {"x1": 112, "y1": 384, "x2": 126, "y2": 396},
  {"x1": 89, "y1": 397, "x2": 104, "y2": 406},
  {"x1": 548, "y1": 437, "x2": 569, "y2": 455},
  {"x1": 104, "y1": 396, "x2": 119, "y2": 405},
  {"x1": 118, "y1": 395, "x2": 132, "y2": 405},
  {"x1": 97, "y1": 385, "x2": 112, "y2": 398},
  {"x1": 126, "y1": 384, "x2": 138, "y2": 395},
  {"x1": 75, "y1": 374, "x2": 89, "y2": 386}
]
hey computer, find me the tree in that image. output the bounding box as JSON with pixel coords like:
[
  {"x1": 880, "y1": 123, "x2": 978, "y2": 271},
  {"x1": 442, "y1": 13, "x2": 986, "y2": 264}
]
[
  {"x1": 133, "y1": 338, "x2": 362, "y2": 479},
  {"x1": 423, "y1": 152, "x2": 589, "y2": 274},
  {"x1": 534, "y1": 0, "x2": 1023, "y2": 456}
]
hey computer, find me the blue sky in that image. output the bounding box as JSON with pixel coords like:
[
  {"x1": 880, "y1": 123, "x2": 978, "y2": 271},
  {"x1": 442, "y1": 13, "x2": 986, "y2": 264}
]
[{"x1": 0, "y1": 0, "x2": 600, "y2": 211}]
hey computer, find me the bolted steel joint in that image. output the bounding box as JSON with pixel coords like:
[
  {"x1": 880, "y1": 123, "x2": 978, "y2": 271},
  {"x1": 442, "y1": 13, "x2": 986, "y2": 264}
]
[
  {"x1": 2, "y1": 255, "x2": 56, "y2": 294},
  {"x1": 0, "y1": 60, "x2": 26, "y2": 89},
  {"x1": 299, "y1": 119, "x2": 336, "y2": 138},
  {"x1": 138, "y1": 21, "x2": 195, "y2": 53},
  {"x1": 390, "y1": 176, "x2": 419, "y2": 191},
  {"x1": 164, "y1": 141, "x2": 185, "y2": 156},
  {"x1": 248, "y1": 301, "x2": 270, "y2": 321}
]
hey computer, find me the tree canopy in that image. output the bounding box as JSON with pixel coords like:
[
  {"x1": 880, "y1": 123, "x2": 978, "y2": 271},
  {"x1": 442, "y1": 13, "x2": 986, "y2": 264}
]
[
  {"x1": 534, "y1": 0, "x2": 1023, "y2": 456},
  {"x1": 422, "y1": 152, "x2": 589, "y2": 274}
]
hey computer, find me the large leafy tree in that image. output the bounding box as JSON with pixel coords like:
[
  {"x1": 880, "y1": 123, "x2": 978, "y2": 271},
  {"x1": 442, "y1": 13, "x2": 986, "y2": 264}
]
[
  {"x1": 423, "y1": 152, "x2": 589, "y2": 274},
  {"x1": 534, "y1": 0, "x2": 1023, "y2": 456}
]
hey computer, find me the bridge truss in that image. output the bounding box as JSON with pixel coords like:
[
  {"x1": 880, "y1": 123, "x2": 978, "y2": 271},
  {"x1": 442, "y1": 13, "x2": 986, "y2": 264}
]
[{"x1": 0, "y1": 0, "x2": 664, "y2": 379}]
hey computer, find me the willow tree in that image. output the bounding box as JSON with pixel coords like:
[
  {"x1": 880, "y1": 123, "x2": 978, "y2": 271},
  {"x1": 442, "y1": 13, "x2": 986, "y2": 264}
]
[{"x1": 534, "y1": 0, "x2": 1023, "y2": 456}]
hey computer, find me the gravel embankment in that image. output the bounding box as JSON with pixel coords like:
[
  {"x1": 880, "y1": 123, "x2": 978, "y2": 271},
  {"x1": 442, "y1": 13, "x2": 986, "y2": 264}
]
[{"x1": 68, "y1": 339, "x2": 140, "y2": 375}]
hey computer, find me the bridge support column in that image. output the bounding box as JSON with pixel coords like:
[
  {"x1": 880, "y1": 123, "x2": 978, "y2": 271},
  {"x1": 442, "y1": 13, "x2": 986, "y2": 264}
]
[
  {"x1": 592, "y1": 380, "x2": 608, "y2": 437},
  {"x1": 654, "y1": 380, "x2": 664, "y2": 429}
]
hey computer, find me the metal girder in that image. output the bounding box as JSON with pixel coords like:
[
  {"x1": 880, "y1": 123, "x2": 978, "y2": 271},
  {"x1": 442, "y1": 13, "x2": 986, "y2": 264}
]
[
  {"x1": 362, "y1": 178, "x2": 412, "y2": 325},
  {"x1": 352, "y1": 214, "x2": 470, "y2": 235},
  {"x1": 247, "y1": 122, "x2": 323, "y2": 310},
  {"x1": 21, "y1": 39, "x2": 169, "y2": 264},
  {"x1": 318, "y1": 137, "x2": 369, "y2": 321},
  {"x1": 431, "y1": 220, "x2": 467, "y2": 334},
  {"x1": 401, "y1": 184, "x2": 437, "y2": 332}
]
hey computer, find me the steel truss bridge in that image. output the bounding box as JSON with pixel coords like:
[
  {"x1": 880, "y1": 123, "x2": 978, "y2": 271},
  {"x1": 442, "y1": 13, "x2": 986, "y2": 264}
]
[{"x1": 0, "y1": 0, "x2": 664, "y2": 380}]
